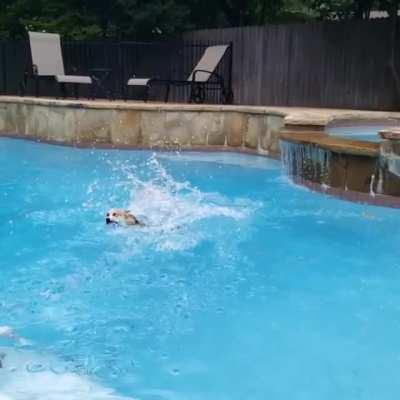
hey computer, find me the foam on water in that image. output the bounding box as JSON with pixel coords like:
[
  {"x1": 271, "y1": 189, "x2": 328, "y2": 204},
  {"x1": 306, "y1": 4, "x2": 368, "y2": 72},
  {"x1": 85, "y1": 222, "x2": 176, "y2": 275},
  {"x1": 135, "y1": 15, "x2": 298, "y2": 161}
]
[{"x1": 0, "y1": 346, "x2": 134, "y2": 400}]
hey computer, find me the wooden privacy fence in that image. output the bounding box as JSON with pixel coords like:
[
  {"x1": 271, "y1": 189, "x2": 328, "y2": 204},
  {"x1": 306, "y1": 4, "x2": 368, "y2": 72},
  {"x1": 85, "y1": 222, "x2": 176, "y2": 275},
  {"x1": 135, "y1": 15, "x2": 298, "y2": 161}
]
[
  {"x1": 185, "y1": 18, "x2": 400, "y2": 110},
  {"x1": 0, "y1": 40, "x2": 232, "y2": 103}
]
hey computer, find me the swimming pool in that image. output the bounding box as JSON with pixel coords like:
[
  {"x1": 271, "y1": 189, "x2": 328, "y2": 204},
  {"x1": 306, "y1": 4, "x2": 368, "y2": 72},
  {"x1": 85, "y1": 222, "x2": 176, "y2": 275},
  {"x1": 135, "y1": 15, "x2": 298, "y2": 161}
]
[{"x1": 1, "y1": 138, "x2": 400, "y2": 400}]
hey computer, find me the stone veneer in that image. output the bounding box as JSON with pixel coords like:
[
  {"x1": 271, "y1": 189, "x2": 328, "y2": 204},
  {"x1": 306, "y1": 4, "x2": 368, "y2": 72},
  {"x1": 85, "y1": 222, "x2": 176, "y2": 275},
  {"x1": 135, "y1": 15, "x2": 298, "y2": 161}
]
[
  {"x1": 379, "y1": 128, "x2": 400, "y2": 196},
  {"x1": 0, "y1": 97, "x2": 285, "y2": 158}
]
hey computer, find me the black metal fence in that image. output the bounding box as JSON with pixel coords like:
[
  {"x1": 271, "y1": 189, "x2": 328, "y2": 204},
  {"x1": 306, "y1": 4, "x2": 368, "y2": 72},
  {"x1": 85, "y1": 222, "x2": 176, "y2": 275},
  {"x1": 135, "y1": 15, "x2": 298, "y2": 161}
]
[
  {"x1": 0, "y1": 39, "x2": 233, "y2": 103},
  {"x1": 185, "y1": 18, "x2": 400, "y2": 111}
]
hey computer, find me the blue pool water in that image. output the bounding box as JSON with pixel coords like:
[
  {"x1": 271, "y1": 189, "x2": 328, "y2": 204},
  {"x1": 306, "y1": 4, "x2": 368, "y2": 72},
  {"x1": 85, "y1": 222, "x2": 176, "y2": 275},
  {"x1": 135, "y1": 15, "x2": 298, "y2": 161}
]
[
  {"x1": 1, "y1": 138, "x2": 400, "y2": 400},
  {"x1": 327, "y1": 125, "x2": 384, "y2": 142}
]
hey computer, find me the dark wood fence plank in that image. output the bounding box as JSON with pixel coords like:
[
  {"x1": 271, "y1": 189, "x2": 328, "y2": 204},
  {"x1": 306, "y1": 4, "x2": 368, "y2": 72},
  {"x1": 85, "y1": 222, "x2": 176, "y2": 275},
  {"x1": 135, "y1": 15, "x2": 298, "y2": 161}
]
[{"x1": 184, "y1": 18, "x2": 400, "y2": 110}]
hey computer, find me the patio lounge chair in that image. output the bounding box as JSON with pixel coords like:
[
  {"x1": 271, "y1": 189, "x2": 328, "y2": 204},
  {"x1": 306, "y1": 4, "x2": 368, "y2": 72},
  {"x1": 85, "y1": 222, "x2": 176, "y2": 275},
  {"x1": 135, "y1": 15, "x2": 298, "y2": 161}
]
[
  {"x1": 126, "y1": 44, "x2": 233, "y2": 104},
  {"x1": 21, "y1": 31, "x2": 93, "y2": 98}
]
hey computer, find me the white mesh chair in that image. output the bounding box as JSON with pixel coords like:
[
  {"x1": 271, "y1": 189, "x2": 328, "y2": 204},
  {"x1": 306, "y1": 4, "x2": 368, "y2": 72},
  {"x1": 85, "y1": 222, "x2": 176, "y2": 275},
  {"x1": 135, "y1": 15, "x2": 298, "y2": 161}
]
[
  {"x1": 22, "y1": 32, "x2": 92, "y2": 98},
  {"x1": 126, "y1": 44, "x2": 233, "y2": 104}
]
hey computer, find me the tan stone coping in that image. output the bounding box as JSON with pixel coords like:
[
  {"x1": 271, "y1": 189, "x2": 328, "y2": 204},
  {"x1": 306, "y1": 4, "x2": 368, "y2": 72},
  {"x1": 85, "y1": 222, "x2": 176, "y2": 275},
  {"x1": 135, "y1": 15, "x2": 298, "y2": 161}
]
[
  {"x1": 280, "y1": 130, "x2": 380, "y2": 157},
  {"x1": 0, "y1": 96, "x2": 286, "y2": 117},
  {"x1": 283, "y1": 109, "x2": 400, "y2": 128},
  {"x1": 379, "y1": 128, "x2": 400, "y2": 140},
  {"x1": 2, "y1": 96, "x2": 400, "y2": 127}
]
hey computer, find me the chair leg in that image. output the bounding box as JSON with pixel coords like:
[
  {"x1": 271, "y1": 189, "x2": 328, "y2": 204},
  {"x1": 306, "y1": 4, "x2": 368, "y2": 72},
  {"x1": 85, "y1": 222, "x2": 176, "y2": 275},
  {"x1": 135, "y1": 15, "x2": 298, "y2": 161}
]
[
  {"x1": 222, "y1": 86, "x2": 233, "y2": 105},
  {"x1": 189, "y1": 83, "x2": 194, "y2": 103},
  {"x1": 144, "y1": 84, "x2": 151, "y2": 103},
  {"x1": 35, "y1": 77, "x2": 39, "y2": 97},
  {"x1": 198, "y1": 85, "x2": 206, "y2": 104},
  {"x1": 73, "y1": 83, "x2": 79, "y2": 99},
  {"x1": 190, "y1": 84, "x2": 205, "y2": 104},
  {"x1": 19, "y1": 81, "x2": 25, "y2": 97},
  {"x1": 89, "y1": 83, "x2": 95, "y2": 100},
  {"x1": 164, "y1": 84, "x2": 170, "y2": 103},
  {"x1": 19, "y1": 71, "x2": 28, "y2": 96},
  {"x1": 123, "y1": 86, "x2": 128, "y2": 102},
  {"x1": 24, "y1": 72, "x2": 28, "y2": 94},
  {"x1": 60, "y1": 83, "x2": 67, "y2": 99}
]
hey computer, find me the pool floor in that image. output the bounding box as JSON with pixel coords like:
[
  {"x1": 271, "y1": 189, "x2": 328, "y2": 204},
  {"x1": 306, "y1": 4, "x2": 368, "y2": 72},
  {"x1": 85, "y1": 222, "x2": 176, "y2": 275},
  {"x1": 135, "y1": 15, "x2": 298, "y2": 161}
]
[{"x1": 1, "y1": 138, "x2": 400, "y2": 399}]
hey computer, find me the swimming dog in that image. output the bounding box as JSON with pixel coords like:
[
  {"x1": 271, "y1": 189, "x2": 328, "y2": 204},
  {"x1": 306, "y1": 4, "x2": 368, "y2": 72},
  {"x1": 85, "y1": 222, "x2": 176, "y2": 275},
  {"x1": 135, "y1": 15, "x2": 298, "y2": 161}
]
[{"x1": 106, "y1": 208, "x2": 143, "y2": 226}]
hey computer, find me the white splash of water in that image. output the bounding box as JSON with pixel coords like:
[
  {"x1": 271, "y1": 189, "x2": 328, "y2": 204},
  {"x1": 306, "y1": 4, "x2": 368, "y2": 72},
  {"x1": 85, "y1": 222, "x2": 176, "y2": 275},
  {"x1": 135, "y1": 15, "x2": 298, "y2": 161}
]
[
  {"x1": 108, "y1": 154, "x2": 256, "y2": 252},
  {"x1": 369, "y1": 174, "x2": 376, "y2": 198},
  {"x1": 0, "y1": 347, "x2": 134, "y2": 400}
]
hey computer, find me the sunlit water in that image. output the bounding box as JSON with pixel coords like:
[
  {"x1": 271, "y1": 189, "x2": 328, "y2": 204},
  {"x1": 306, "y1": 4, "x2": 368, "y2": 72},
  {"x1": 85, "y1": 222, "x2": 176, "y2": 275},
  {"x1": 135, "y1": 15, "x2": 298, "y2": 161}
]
[{"x1": 1, "y1": 138, "x2": 400, "y2": 400}]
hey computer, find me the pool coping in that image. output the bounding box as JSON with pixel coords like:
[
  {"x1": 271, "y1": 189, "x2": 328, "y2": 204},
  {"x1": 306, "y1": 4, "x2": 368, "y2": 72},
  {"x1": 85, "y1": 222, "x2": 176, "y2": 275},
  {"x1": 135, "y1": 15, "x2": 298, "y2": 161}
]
[
  {"x1": 0, "y1": 96, "x2": 286, "y2": 118},
  {"x1": 3, "y1": 96, "x2": 400, "y2": 124}
]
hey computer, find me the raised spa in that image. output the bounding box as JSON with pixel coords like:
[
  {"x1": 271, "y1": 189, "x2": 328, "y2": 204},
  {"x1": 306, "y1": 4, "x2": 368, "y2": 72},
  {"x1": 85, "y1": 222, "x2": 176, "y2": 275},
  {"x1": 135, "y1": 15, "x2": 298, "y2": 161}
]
[
  {"x1": 280, "y1": 122, "x2": 400, "y2": 205},
  {"x1": 1, "y1": 138, "x2": 400, "y2": 399}
]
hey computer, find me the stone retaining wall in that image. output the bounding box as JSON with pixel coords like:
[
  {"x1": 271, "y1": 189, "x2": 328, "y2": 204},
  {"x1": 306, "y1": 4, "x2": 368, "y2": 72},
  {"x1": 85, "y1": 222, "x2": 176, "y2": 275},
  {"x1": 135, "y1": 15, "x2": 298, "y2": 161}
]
[{"x1": 0, "y1": 98, "x2": 285, "y2": 157}]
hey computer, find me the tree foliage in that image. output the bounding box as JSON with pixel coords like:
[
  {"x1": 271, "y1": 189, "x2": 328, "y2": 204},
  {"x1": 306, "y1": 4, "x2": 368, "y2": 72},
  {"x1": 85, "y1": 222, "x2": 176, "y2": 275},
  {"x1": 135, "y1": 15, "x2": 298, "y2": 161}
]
[
  {"x1": 310, "y1": 0, "x2": 400, "y2": 19},
  {"x1": 0, "y1": 0, "x2": 399, "y2": 39}
]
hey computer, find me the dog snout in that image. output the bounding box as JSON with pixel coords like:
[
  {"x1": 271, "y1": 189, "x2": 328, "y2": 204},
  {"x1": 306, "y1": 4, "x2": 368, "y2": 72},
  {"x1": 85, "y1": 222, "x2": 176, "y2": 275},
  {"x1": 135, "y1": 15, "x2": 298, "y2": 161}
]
[{"x1": 106, "y1": 217, "x2": 112, "y2": 224}]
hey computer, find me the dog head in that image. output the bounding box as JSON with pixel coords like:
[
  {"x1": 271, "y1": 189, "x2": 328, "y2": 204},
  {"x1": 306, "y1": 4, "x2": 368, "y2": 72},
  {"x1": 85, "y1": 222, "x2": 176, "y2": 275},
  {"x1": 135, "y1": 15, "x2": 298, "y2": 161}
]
[{"x1": 106, "y1": 208, "x2": 140, "y2": 226}]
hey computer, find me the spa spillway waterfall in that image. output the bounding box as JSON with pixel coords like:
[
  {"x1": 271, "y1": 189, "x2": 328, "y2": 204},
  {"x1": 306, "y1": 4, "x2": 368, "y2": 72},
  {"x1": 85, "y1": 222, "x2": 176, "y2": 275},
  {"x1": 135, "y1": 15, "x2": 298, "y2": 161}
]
[
  {"x1": 280, "y1": 130, "x2": 400, "y2": 206},
  {"x1": 281, "y1": 141, "x2": 332, "y2": 185}
]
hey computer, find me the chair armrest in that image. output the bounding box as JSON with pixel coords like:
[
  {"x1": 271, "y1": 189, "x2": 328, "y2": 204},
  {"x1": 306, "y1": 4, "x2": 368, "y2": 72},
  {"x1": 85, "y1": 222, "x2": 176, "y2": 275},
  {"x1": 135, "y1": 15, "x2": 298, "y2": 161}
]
[
  {"x1": 191, "y1": 69, "x2": 224, "y2": 84},
  {"x1": 129, "y1": 74, "x2": 161, "y2": 80}
]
